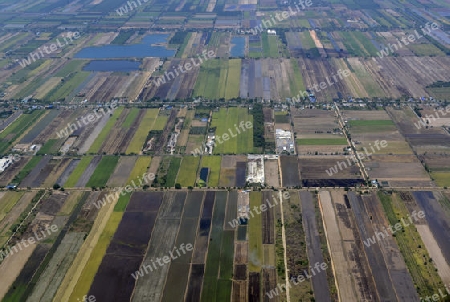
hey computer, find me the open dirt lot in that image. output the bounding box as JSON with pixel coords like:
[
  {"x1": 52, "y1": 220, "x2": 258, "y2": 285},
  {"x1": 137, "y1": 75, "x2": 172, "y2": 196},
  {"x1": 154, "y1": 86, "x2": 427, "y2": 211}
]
[
  {"x1": 341, "y1": 110, "x2": 391, "y2": 121},
  {"x1": 75, "y1": 155, "x2": 101, "y2": 187},
  {"x1": 299, "y1": 156, "x2": 363, "y2": 187},
  {"x1": 347, "y1": 191, "x2": 399, "y2": 302},
  {"x1": 0, "y1": 241, "x2": 37, "y2": 299},
  {"x1": 299, "y1": 191, "x2": 332, "y2": 302},
  {"x1": 279, "y1": 156, "x2": 300, "y2": 187},
  {"x1": 219, "y1": 156, "x2": 247, "y2": 187},
  {"x1": 106, "y1": 156, "x2": 137, "y2": 187},
  {"x1": 0, "y1": 155, "x2": 30, "y2": 186},
  {"x1": 365, "y1": 155, "x2": 431, "y2": 186},
  {"x1": 318, "y1": 191, "x2": 362, "y2": 301},
  {"x1": 362, "y1": 193, "x2": 419, "y2": 301},
  {"x1": 42, "y1": 157, "x2": 72, "y2": 187},
  {"x1": 264, "y1": 159, "x2": 279, "y2": 187},
  {"x1": 292, "y1": 108, "x2": 338, "y2": 134},
  {"x1": 330, "y1": 191, "x2": 378, "y2": 301},
  {"x1": 20, "y1": 155, "x2": 52, "y2": 188}
]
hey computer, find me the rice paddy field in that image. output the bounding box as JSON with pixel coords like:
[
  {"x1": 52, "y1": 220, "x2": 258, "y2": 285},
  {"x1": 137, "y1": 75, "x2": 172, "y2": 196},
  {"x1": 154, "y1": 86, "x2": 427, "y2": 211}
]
[
  {"x1": 210, "y1": 107, "x2": 253, "y2": 154},
  {"x1": 126, "y1": 109, "x2": 159, "y2": 154},
  {"x1": 199, "y1": 156, "x2": 221, "y2": 187},
  {"x1": 193, "y1": 59, "x2": 242, "y2": 100},
  {"x1": 176, "y1": 156, "x2": 200, "y2": 187},
  {"x1": 88, "y1": 108, "x2": 124, "y2": 154}
]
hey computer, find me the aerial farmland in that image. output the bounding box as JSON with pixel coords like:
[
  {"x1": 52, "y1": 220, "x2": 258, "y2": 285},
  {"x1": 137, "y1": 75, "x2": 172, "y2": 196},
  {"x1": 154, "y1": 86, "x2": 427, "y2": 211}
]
[{"x1": 0, "y1": 0, "x2": 450, "y2": 300}]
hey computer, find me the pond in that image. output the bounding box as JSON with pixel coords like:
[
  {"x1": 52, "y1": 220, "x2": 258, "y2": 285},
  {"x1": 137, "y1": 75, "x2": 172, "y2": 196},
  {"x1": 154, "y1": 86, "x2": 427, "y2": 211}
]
[{"x1": 75, "y1": 34, "x2": 175, "y2": 59}]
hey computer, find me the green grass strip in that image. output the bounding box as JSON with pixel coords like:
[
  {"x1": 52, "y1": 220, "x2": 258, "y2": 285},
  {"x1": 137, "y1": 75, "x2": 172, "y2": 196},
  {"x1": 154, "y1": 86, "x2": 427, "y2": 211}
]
[
  {"x1": 86, "y1": 156, "x2": 119, "y2": 188},
  {"x1": 13, "y1": 157, "x2": 42, "y2": 185},
  {"x1": 248, "y1": 191, "x2": 263, "y2": 272},
  {"x1": 88, "y1": 107, "x2": 124, "y2": 154},
  {"x1": 114, "y1": 191, "x2": 132, "y2": 212},
  {"x1": 64, "y1": 156, "x2": 94, "y2": 187}
]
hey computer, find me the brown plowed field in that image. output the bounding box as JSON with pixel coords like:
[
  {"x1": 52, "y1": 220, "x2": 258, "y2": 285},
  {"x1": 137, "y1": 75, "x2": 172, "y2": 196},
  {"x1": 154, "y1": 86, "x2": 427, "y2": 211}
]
[{"x1": 98, "y1": 108, "x2": 131, "y2": 154}]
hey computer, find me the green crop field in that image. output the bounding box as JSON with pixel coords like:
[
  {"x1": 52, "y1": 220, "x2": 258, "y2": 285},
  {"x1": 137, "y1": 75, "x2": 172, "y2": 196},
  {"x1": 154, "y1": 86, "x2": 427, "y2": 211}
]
[
  {"x1": 54, "y1": 60, "x2": 87, "y2": 77},
  {"x1": 408, "y1": 43, "x2": 445, "y2": 57},
  {"x1": 8, "y1": 59, "x2": 46, "y2": 84},
  {"x1": 114, "y1": 192, "x2": 132, "y2": 212},
  {"x1": 69, "y1": 212, "x2": 123, "y2": 302},
  {"x1": 88, "y1": 107, "x2": 124, "y2": 154},
  {"x1": 0, "y1": 32, "x2": 28, "y2": 52},
  {"x1": 193, "y1": 59, "x2": 225, "y2": 100},
  {"x1": 352, "y1": 32, "x2": 379, "y2": 56},
  {"x1": 248, "y1": 191, "x2": 263, "y2": 272},
  {"x1": 340, "y1": 32, "x2": 369, "y2": 57},
  {"x1": 37, "y1": 138, "x2": 62, "y2": 155},
  {"x1": 201, "y1": 193, "x2": 227, "y2": 302},
  {"x1": 127, "y1": 156, "x2": 152, "y2": 183},
  {"x1": 126, "y1": 109, "x2": 159, "y2": 154},
  {"x1": 299, "y1": 31, "x2": 320, "y2": 58},
  {"x1": 200, "y1": 156, "x2": 221, "y2": 187},
  {"x1": 86, "y1": 156, "x2": 119, "y2": 188},
  {"x1": 13, "y1": 156, "x2": 42, "y2": 184},
  {"x1": 64, "y1": 156, "x2": 94, "y2": 187},
  {"x1": 431, "y1": 172, "x2": 450, "y2": 187},
  {"x1": 122, "y1": 107, "x2": 140, "y2": 128},
  {"x1": 219, "y1": 230, "x2": 234, "y2": 279},
  {"x1": 297, "y1": 138, "x2": 348, "y2": 145},
  {"x1": 348, "y1": 58, "x2": 386, "y2": 96},
  {"x1": 176, "y1": 156, "x2": 200, "y2": 187},
  {"x1": 348, "y1": 119, "x2": 396, "y2": 133},
  {"x1": 0, "y1": 110, "x2": 45, "y2": 154},
  {"x1": 290, "y1": 58, "x2": 305, "y2": 95},
  {"x1": 47, "y1": 71, "x2": 90, "y2": 102},
  {"x1": 427, "y1": 86, "x2": 450, "y2": 99},
  {"x1": 0, "y1": 192, "x2": 24, "y2": 222},
  {"x1": 224, "y1": 59, "x2": 241, "y2": 99},
  {"x1": 298, "y1": 19, "x2": 311, "y2": 28},
  {"x1": 378, "y1": 192, "x2": 443, "y2": 298},
  {"x1": 193, "y1": 58, "x2": 244, "y2": 100},
  {"x1": 211, "y1": 107, "x2": 253, "y2": 154},
  {"x1": 217, "y1": 62, "x2": 228, "y2": 100},
  {"x1": 262, "y1": 33, "x2": 279, "y2": 57},
  {"x1": 166, "y1": 157, "x2": 182, "y2": 187},
  {"x1": 152, "y1": 115, "x2": 168, "y2": 131}
]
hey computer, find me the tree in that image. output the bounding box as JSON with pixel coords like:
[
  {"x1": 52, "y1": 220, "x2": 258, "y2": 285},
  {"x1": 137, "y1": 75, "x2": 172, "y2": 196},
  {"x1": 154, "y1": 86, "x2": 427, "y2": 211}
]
[
  {"x1": 53, "y1": 183, "x2": 60, "y2": 190},
  {"x1": 175, "y1": 183, "x2": 181, "y2": 189}
]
